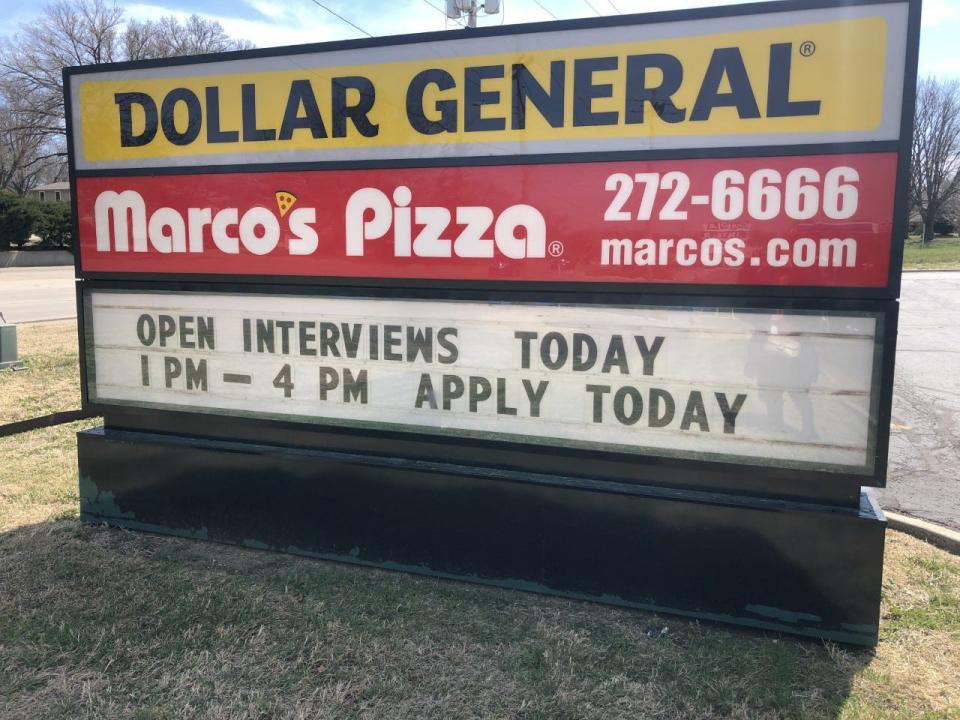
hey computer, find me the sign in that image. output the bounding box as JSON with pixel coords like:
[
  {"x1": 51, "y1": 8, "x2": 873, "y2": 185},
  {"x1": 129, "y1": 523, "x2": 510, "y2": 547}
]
[
  {"x1": 68, "y1": 0, "x2": 919, "y2": 645},
  {"x1": 68, "y1": 3, "x2": 907, "y2": 170},
  {"x1": 76, "y1": 153, "x2": 897, "y2": 286},
  {"x1": 66, "y1": 0, "x2": 916, "y2": 293},
  {"x1": 84, "y1": 290, "x2": 883, "y2": 473}
]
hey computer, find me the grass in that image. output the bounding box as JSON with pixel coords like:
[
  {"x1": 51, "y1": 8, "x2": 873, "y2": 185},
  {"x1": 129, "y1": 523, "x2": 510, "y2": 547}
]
[
  {"x1": 0, "y1": 319, "x2": 81, "y2": 423},
  {"x1": 902, "y1": 235, "x2": 960, "y2": 271},
  {"x1": 1, "y1": 321, "x2": 959, "y2": 719}
]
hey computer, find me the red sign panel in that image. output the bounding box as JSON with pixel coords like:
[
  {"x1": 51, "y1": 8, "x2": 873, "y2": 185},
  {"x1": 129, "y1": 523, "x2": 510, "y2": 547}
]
[{"x1": 76, "y1": 153, "x2": 897, "y2": 287}]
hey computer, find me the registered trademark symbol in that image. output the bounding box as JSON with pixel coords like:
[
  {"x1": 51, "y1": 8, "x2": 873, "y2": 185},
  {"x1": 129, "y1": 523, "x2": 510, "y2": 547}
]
[
  {"x1": 799, "y1": 41, "x2": 816, "y2": 57},
  {"x1": 548, "y1": 241, "x2": 564, "y2": 257}
]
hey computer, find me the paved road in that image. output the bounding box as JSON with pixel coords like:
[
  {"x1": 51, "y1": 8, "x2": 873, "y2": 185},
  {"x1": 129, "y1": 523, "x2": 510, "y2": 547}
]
[
  {"x1": 0, "y1": 266, "x2": 957, "y2": 527},
  {"x1": 878, "y1": 272, "x2": 960, "y2": 530},
  {"x1": 0, "y1": 266, "x2": 76, "y2": 323}
]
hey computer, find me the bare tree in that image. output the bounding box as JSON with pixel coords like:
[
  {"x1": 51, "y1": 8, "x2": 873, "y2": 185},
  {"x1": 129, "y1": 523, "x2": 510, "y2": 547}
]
[
  {"x1": 0, "y1": 0, "x2": 253, "y2": 192},
  {"x1": 125, "y1": 14, "x2": 253, "y2": 62},
  {"x1": 0, "y1": 0, "x2": 123, "y2": 146},
  {"x1": 938, "y1": 187, "x2": 960, "y2": 233},
  {"x1": 910, "y1": 76, "x2": 960, "y2": 245},
  {"x1": 0, "y1": 103, "x2": 65, "y2": 193}
]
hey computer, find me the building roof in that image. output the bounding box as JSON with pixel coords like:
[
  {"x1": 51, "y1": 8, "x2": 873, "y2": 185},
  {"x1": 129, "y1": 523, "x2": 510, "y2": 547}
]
[{"x1": 31, "y1": 182, "x2": 70, "y2": 191}]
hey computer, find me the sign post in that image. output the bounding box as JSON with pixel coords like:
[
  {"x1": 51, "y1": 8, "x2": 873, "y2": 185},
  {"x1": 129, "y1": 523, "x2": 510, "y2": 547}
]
[{"x1": 67, "y1": 0, "x2": 920, "y2": 645}]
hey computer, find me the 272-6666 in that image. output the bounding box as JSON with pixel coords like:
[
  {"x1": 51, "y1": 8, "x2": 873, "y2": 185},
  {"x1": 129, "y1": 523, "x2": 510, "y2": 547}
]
[{"x1": 603, "y1": 166, "x2": 860, "y2": 223}]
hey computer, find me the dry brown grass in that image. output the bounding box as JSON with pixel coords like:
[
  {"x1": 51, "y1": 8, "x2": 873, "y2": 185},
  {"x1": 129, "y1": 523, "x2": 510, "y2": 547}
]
[
  {"x1": 0, "y1": 419, "x2": 98, "y2": 531},
  {"x1": 0, "y1": 319, "x2": 81, "y2": 423},
  {"x1": 0, "y1": 321, "x2": 958, "y2": 719}
]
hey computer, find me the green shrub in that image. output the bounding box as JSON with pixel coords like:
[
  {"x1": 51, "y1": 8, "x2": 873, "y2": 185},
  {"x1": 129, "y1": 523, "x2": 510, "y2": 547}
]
[
  {"x1": 0, "y1": 193, "x2": 39, "y2": 250},
  {"x1": 34, "y1": 201, "x2": 73, "y2": 250}
]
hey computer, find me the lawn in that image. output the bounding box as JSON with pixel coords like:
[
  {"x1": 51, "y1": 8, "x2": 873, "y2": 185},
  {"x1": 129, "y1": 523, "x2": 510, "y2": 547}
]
[
  {"x1": 902, "y1": 235, "x2": 960, "y2": 271},
  {"x1": 0, "y1": 319, "x2": 81, "y2": 423},
  {"x1": 1, "y1": 321, "x2": 959, "y2": 719}
]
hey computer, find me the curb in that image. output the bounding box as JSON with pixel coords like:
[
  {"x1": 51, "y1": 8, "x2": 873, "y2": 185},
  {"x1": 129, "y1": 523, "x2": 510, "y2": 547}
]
[
  {"x1": 18, "y1": 316, "x2": 77, "y2": 324},
  {"x1": 886, "y1": 511, "x2": 960, "y2": 555}
]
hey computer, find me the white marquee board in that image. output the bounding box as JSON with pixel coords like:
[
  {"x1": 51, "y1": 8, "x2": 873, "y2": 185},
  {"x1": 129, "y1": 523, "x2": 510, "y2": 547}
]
[{"x1": 84, "y1": 290, "x2": 881, "y2": 472}]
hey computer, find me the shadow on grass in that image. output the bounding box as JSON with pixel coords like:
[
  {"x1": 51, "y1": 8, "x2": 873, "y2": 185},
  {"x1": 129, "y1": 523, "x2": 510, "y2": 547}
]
[{"x1": 0, "y1": 517, "x2": 874, "y2": 720}]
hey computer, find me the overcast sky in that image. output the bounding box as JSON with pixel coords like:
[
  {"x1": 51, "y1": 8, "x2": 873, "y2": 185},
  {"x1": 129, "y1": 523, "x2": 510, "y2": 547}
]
[{"x1": 0, "y1": 0, "x2": 957, "y2": 77}]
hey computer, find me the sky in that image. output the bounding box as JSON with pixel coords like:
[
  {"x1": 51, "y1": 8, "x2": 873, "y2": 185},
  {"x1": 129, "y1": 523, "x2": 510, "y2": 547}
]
[{"x1": 0, "y1": 0, "x2": 957, "y2": 77}]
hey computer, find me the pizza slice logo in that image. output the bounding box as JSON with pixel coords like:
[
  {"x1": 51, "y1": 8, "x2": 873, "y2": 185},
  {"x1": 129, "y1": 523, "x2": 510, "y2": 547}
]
[{"x1": 275, "y1": 190, "x2": 297, "y2": 218}]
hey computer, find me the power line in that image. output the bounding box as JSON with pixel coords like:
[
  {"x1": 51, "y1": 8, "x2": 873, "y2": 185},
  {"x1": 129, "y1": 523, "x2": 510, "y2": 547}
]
[
  {"x1": 581, "y1": 0, "x2": 602, "y2": 16},
  {"x1": 420, "y1": 0, "x2": 467, "y2": 27},
  {"x1": 533, "y1": 0, "x2": 558, "y2": 20},
  {"x1": 306, "y1": 0, "x2": 373, "y2": 37},
  {"x1": 606, "y1": 0, "x2": 622, "y2": 13}
]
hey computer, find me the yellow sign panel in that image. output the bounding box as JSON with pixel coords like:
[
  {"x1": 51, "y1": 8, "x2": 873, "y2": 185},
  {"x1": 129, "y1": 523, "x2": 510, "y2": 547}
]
[{"x1": 73, "y1": 13, "x2": 896, "y2": 166}]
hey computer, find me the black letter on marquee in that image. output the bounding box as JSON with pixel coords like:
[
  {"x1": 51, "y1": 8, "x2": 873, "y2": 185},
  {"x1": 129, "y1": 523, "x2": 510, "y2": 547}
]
[
  {"x1": 540, "y1": 332, "x2": 568, "y2": 370},
  {"x1": 514, "y1": 331, "x2": 538, "y2": 369},
  {"x1": 158, "y1": 315, "x2": 176, "y2": 347},
  {"x1": 160, "y1": 88, "x2": 202, "y2": 146},
  {"x1": 320, "y1": 322, "x2": 341, "y2": 357},
  {"x1": 164, "y1": 357, "x2": 181, "y2": 388},
  {"x1": 572, "y1": 333, "x2": 597, "y2": 372},
  {"x1": 442, "y1": 374, "x2": 465, "y2": 410},
  {"x1": 116, "y1": 92, "x2": 158, "y2": 147},
  {"x1": 185, "y1": 358, "x2": 207, "y2": 391},
  {"x1": 625, "y1": 54, "x2": 686, "y2": 124},
  {"x1": 522, "y1": 379, "x2": 549, "y2": 418},
  {"x1": 613, "y1": 386, "x2": 643, "y2": 425},
  {"x1": 256, "y1": 319, "x2": 275, "y2": 354},
  {"x1": 343, "y1": 369, "x2": 368, "y2": 403},
  {"x1": 690, "y1": 48, "x2": 761, "y2": 121},
  {"x1": 276, "y1": 320, "x2": 294, "y2": 355},
  {"x1": 680, "y1": 391, "x2": 710, "y2": 432},
  {"x1": 437, "y1": 327, "x2": 459, "y2": 364},
  {"x1": 279, "y1": 80, "x2": 326, "y2": 140},
  {"x1": 407, "y1": 69, "x2": 457, "y2": 135},
  {"x1": 469, "y1": 376, "x2": 492, "y2": 412},
  {"x1": 205, "y1": 87, "x2": 239, "y2": 143},
  {"x1": 415, "y1": 374, "x2": 438, "y2": 409},
  {"x1": 511, "y1": 61, "x2": 565, "y2": 130},
  {"x1": 406, "y1": 326, "x2": 433, "y2": 363},
  {"x1": 299, "y1": 322, "x2": 317, "y2": 356},
  {"x1": 332, "y1": 76, "x2": 379, "y2": 138},
  {"x1": 242, "y1": 83, "x2": 277, "y2": 141},
  {"x1": 465, "y1": 65, "x2": 506, "y2": 132},
  {"x1": 601, "y1": 335, "x2": 629, "y2": 374},
  {"x1": 384, "y1": 325, "x2": 403, "y2": 361},
  {"x1": 137, "y1": 314, "x2": 156, "y2": 346},
  {"x1": 585, "y1": 384, "x2": 611, "y2": 423},
  {"x1": 573, "y1": 57, "x2": 619, "y2": 127},
  {"x1": 197, "y1": 317, "x2": 215, "y2": 350},
  {"x1": 318, "y1": 367, "x2": 339, "y2": 400},
  {"x1": 715, "y1": 392, "x2": 748, "y2": 434},
  {"x1": 635, "y1": 335, "x2": 665, "y2": 376},
  {"x1": 496, "y1": 378, "x2": 517, "y2": 416},
  {"x1": 648, "y1": 388, "x2": 675, "y2": 428},
  {"x1": 342, "y1": 324, "x2": 362, "y2": 358},
  {"x1": 766, "y1": 43, "x2": 820, "y2": 118}
]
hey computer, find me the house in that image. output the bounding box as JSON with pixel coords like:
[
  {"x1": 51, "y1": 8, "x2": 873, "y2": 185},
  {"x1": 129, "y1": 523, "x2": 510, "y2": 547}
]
[{"x1": 28, "y1": 181, "x2": 70, "y2": 203}]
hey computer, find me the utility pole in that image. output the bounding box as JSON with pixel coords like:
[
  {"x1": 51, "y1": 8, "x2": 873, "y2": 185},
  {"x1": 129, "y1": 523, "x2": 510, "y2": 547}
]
[{"x1": 446, "y1": 0, "x2": 499, "y2": 28}]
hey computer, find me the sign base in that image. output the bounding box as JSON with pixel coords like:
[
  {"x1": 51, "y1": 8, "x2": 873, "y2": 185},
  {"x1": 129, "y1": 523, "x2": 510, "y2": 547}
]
[{"x1": 77, "y1": 426, "x2": 885, "y2": 645}]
